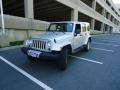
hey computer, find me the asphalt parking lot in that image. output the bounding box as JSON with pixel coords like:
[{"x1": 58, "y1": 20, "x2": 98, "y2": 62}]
[{"x1": 0, "y1": 34, "x2": 120, "y2": 90}]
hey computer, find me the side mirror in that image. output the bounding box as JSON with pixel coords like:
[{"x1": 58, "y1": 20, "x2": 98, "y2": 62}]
[
  {"x1": 74, "y1": 33, "x2": 77, "y2": 36},
  {"x1": 74, "y1": 29, "x2": 80, "y2": 36}
]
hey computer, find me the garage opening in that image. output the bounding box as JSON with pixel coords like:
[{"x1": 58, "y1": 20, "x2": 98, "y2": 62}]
[
  {"x1": 114, "y1": 19, "x2": 117, "y2": 24},
  {"x1": 80, "y1": 0, "x2": 93, "y2": 8},
  {"x1": 94, "y1": 20, "x2": 102, "y2": 31},
  {"x1": 117, "y1": 21, "x2": 119, "y2": 26},
  {"x1": 2, "y1": 0, "x2": 25, "y2": 17},
  {"x1": 34, "y1": 0, "x2": 72, "y2": 22},
  {"x1": 106, "y1": 0, "x2": 111, "y2": 7},
  {"x1": 106, "y1": 11, "x2": 109, "y2": 19},
  {"x1": 96, "y1": 2, "x2": 103, "y2": 15},
  {"x1": 110, "y1": 15, "x2": 113, "y2": 22},
  {"x1": 78, "y1": 12, "x2": 91, "y2": 25},
  {"x1": 109, "y1": 26, "x2": 113, "y2": 33},
  {"x1": 104, "y1": 24, "x2": 108, "y2": 32}
]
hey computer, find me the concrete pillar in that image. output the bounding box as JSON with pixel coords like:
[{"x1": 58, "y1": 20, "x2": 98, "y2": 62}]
[
  {"x1": 104, "y1": 24, "x2": 106, "y2": 32},
  {"x1": 115, "y1": 20, "x2": 118, "y2": 25},
  {"x1": 91, "y1": 0, "x2": 96, "y2": 31},
  {"x1": 100, "y1": 23, "x2": 105, "y2": 33},
  {"x1": 24, "y1": 0, "x2": 34, "y2": 19},
  {"x1": 117, "y1": 21, "x2": 119, "y2": 25},
  {"x1": 104, "y1": 10, "x2": 107, "y2": 18},
  {"x1": 0, "y1": 34, "x2": 9, "y2": 47},
  {"x1": 118, "y1": 21, "x2": 120, "y2": 26},
  {"x1": 108, "y1": 13, "x2": 111, "y2": 20},
  {"x1": 101, "y1": 8, "x2": 105, "y2": 33},
  {"x1": 92, "y1": 0, "x2": 96, "y2": 10},
  {"x1": 102, "y1": 9, "x2": 106, "y2": 17},
  {"x1": 107, "y1": 25, "x2": 110, "y2": 33},
  {"x1": 71, "y1": 9, "x2": 78, "y2": 21},
  {"x1": 109, "y1": 27, "x2": 113, "y2": 34},
  {"x1": 91, "y1": 19, "x2": 95, "y2": 30},
  {"x1": 114, "y1": 19, "x2": 116, "y2": 24},
  {"x1": 112, "y1": 18, "x2": 115, "y2": 23},
  {"x1": 24, "y1": 0, "x2": 34, "y2": 38}
]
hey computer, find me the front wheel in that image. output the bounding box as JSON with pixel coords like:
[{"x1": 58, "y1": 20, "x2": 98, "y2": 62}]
[
  {"x1": 84, "y1": 41, "x2": 90, "y2": 51},
  {"x1": 58, "y1": 47, "x2": 68, "y2": 70}
]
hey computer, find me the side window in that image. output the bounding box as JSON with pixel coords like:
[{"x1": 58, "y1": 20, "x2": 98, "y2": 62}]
[
  {"x1": 82, "y1": 24, "x2": 86, "y2": 32},
  {"x1": 75, "y1": 24, "x2": 81, "y2": 34},
  {"x1": 49, "y1": 24, "x2": 56, "y2": 30},
  {"x1": 67, "y1": 23, "x2": 73, "y2": 32},
  {"x1": 87, "y1": 25, "x2": 90, "y2": 31}
]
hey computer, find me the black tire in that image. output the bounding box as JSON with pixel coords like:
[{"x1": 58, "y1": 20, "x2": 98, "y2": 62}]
[
  {"x1": 27, "y1": 56, "x2": 36, "y2": 62},
  {"x1": 58, "y1": 47, "x2": 68, "y2": 70},
  {"x1": 84, "y1": 40, "x2": 90, "y2": 51}
]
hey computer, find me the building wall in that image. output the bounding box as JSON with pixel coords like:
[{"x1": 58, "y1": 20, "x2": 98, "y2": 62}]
[
  {"x1": 0, "y1": 15, "x2": 50, "y2": 30},
  {"x1": 0, "y1": 15, "x2": 49, "y2": 47},
  {"x1": 0, "y1": 28, "x2": 46, "y2": 47}
]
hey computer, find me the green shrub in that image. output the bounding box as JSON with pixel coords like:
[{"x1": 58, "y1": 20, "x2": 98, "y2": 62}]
[{"x1": 10, "y1": 41, "x2": 24, "y2": 46}]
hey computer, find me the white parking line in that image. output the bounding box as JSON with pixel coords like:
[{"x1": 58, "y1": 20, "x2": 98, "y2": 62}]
[
  {"x1": 101, "y1": 39, "x2": 120, "y2": 42},
  {"x1": 100, "y1": 40, "x2": 120, "y2": 43},
  {"x1": 91, "y1": 47, "x2": 114, "y2": 53},
  {"x1": 92, "y1": 42, "x2": 120, "y2": 47},
  {"x1": 0, "y1": 56, "x2": 53, "y2": 90},
  {"x1": 69, "y1": 55, "x2": 103, "y2": 65}
]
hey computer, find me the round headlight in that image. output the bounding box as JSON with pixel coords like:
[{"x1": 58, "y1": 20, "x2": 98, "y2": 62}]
[
  {"x1": 47, "y1": 41, "x2": 52, "y2": 47},
  {"x1": 24, "y1": 40, "x2": 33, "y2": 46}
]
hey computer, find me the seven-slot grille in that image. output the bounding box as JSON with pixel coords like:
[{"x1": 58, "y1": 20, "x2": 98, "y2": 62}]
[{"x1": 30, "y1": 40, "x2": 47, "y2": 50}]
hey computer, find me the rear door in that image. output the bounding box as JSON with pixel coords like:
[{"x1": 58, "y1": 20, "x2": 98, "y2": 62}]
[{"x1": 81, "y1": 24, "x2": 87, "y2": 44}]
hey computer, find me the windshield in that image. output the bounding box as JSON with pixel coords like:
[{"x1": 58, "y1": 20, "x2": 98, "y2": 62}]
[{"x1": 48, "y1": 23, "x2": 74, "y2": 32}]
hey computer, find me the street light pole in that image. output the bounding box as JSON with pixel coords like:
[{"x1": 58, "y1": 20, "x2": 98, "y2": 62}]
[{"x1": 0, "y1": 0, "x2": 5, "y2": 35}]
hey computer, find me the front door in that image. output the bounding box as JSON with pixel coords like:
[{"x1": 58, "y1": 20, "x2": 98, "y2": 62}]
[{"x1": 73, "y1": 24, "x2": 83, "y2": 50}]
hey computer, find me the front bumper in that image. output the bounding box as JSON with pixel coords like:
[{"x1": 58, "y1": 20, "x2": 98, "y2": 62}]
[{"x1": 21, "y1": 47, "x2": 60, "y2": 60}]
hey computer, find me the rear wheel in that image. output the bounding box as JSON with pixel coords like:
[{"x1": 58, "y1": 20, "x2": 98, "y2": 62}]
[{"x1": 58, "y1": 47, "x2": 68, "y2": 70}]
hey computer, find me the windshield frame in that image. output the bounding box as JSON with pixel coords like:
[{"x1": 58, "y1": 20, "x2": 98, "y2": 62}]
[{"x1": 48, "y1": 23, "x2": 74, "y2": 32}]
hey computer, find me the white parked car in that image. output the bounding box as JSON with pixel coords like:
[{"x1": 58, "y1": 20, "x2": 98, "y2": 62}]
[{"x1": 21, "y1": 21, "x2": 91, "y2": 70}]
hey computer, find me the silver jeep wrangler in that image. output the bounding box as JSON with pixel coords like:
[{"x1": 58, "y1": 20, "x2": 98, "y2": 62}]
[{"x1": 21, "y1": 21, "x2": 91, "y2": 70}]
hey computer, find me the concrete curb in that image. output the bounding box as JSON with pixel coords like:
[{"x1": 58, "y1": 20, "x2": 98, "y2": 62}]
[
  {"x1": 0, "y1": 45, "x2": 23, "y2": 51},
  {"x1": 91, "y1": 34, "x2": 111, "y2": 37}
]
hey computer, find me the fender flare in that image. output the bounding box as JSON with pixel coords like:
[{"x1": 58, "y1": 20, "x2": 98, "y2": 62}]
[{"x1": 84, "y1": 36, "x2": 92, "y2": 45}]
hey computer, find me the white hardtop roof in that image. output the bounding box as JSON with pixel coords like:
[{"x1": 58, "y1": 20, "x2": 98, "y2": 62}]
[{"x1": 51, "y1": 21, "x2": 89, "y2": 24}]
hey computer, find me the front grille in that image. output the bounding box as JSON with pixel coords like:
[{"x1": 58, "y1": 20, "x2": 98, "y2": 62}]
[{"x1": 30, "y1": 40, "x2": 47, "y2": 51}]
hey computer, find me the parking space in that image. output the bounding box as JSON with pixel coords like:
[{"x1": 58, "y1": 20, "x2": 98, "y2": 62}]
[
  {"x1": 0, "y1": 59, "x2": 44, "y2": 90},
  {"x1": 0, "y1": 34, "x2": 120, "y2": 90}
]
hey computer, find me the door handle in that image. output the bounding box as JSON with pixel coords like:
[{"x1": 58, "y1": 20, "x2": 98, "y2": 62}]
[{"x1": 80, "y1": 35, "x2": 83, "y2": 36}]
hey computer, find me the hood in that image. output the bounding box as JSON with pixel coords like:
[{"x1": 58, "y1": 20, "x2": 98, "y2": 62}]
[{"x1": 32, "y1": 32, "x2": 72, "y2": 41}]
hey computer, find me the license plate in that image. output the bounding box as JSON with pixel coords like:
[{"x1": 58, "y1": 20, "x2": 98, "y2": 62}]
[{"x1": 28, "y1": 50, "x2": 41, "y2": 58}]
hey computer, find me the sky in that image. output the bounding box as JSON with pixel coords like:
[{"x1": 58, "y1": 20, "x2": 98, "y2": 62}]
[{"x1": 112, "y1": 0, "x2": 120, "y2": 4}]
